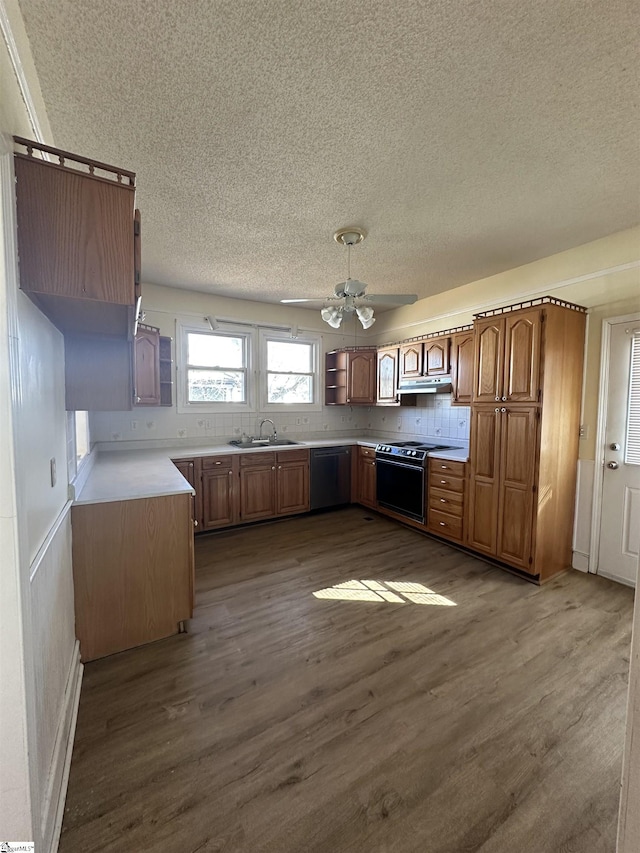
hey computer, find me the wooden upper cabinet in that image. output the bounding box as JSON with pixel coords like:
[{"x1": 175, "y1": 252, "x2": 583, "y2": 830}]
[
  {"x1": 399, "y1": 336, "x2": 450, "y2": 380},
  {"x1": 424, "y1": 337, "x2": 450, "y2": 375},
  {"x1": 399, "y1": 342, "x2": 423, "y2": 378},
  {"x1": 13, "y1": 137, "x2": 138, "y2": 338},
  {"x1": 346, "y1": 350, "x2": 376, "y2": 404},
  {"x1": 134, "y1": 325, "x2": 161, "y2": 405},
  {"x1": 503, "y1": 309, "x2": 542, "y2": 403},
  {"x1": 376, "y1": 347, "x2": 399, "y2": 404},
  {"x1": 473, "y1": 309, "x2": 542, "y2": 403},
  {"x1": 473, "y1": 317, "x2": 505, "y2": 402},
  {"x1": 451, "y1": 331, "x2": 474, "y2": 405}
]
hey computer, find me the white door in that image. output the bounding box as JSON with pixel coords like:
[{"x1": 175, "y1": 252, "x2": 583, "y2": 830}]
[{"x1": 597, "y1": 319, "x2": 640, "y2": 586}]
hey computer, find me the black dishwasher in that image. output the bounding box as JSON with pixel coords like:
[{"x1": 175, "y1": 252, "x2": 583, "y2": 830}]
[{"x1": 310, "y1": 446, "x2": 352, "y2": 510}]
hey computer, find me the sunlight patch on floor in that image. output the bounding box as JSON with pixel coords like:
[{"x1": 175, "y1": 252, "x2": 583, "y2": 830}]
[{"x1": 312, "y1": 579, "x2": 456, "y2": 606}]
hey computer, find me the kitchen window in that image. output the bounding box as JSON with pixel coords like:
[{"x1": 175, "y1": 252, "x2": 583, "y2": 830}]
[
  {"x1": 259, "y1": 330, "x2": 321, "y2": 411},
  {"x1": 177, "y1": 322, "x2": 255, "y2": 413}
]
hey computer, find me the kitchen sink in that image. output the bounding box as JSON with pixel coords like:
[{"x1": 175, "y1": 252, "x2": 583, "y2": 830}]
[{"x1": 228, "y1": 438, "x2": 301, "y2": 449}]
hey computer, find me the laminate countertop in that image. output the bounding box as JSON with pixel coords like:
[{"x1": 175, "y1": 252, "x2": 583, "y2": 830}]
[{"x1": 74, "y1": 437, "x2": 469, "y2": 506}]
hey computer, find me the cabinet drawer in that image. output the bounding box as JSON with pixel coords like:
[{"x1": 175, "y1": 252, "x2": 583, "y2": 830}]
[
  {"x1": 430, "y1": 473, "x2": 465, "y2": 493},
  {"x1": 429, "y1": 488, "x2": 464, "y2": 517},
  {"x1": 359, "y1": 445, "x2": 376, "y2": 459},
  {"x1": 240, "y1": 451, "x2": 276, "y2": 467},
  {"x1": 428, "y1": 509, "x2": 463, "y2": 540},
  {"x1": 201, "y1": 455, "x2": 233, "y2": 469},
  {"x1": 276, "y1": 448, "x2": 309, "y2": 464},
  {"x1": 429, "y1": 458, "x2": 466, "y2": 478}
]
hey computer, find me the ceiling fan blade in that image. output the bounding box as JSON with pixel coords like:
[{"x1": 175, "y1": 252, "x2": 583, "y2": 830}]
[
  {"x1": 362, "y1": 293, "x2": 418, "y2": 305},
  {"x1": 281, "y1": 296, "x2": 343, "y2": 304}
]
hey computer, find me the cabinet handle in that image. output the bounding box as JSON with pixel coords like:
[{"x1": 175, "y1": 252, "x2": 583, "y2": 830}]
[
  {"x1": 278, "y1": 465, "x2": 282, "y2": 469},
  {"x1": 495, "y1": 407, "x2": 500, "y2": 413},
  {"x1": 439, "y1": 521, "x2": 446, "y2": 527},
  {"x1": 228, "y1": 470, "x2": 233, "y2": 476},
  {"x1": 272, "y1": 466, "x2": 276, "y2": 470},
  {"x1": 495, "y1": 396, "x2": 500, "y2": 401},
  {"x1": 440, "y1": 498, "x2": 447, "y2": 503},
  {"x1": 440, "y1": 465, "x2": 449, "y2": 469},
  {"x1": 501, "y1": 396, "x2": 507, "y2": 401},
  {"x1": 193, "y1": 520, "x2": 198, "y2": 528},
  {"x1": 500, "y1": 407, "x2": 507, "y2": 413},
  {"x1": 189, "y1": 462, "x2": 194, "y2": 468},
  {"x1": 215, "y1": 461, "x2": 222, "y2": 465},
  {"x1": 440, "y1": 479, "x2": 447, "y2": 484}
]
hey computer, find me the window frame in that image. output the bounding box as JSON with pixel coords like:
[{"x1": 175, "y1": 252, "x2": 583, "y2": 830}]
[
  {"x1": 258, "y1": 329, "x2": 322, "y2": 412},
  {"x1": 176, "y1": 320, "x2": 257, "y2": 414}
]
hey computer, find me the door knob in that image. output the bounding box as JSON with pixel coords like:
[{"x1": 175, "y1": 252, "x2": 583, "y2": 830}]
[
  {"x1": 610, "y1": 442, "x2": 621, "y2": 451},
  {"x1": 607, "y1": 461, "x2": 619, "y2": 469}
]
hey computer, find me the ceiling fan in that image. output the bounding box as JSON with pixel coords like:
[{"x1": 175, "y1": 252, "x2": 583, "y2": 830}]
[{"x1": 281, "y1": 227, "x2": 418, "y2": 329}]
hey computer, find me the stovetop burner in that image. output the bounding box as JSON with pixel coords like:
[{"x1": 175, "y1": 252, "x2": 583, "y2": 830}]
[{"x1": 388, "y1": 440, "x2": 456, "y2": 451}]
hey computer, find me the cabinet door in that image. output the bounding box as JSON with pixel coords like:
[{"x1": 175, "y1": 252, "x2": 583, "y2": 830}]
[
  {"x1": 359, "y1": 458, "x2": 377, "y2": 508},
  {"x1": 276, "y1": 461, "x2": 310, "y2": 516},
  {"x1": 496, "y1": 407, "x2": 538, "y2": 571},
  {"x1": 503, "y1": 309, "x2": 542, "y2": 403},
  {"x1": 377, "y1": 347, "x2": 399, "y2": 404},
  {"x1": 134, "y1": 326, "x2": 161, "y2": 405},
  {"x1": 467, "y1": 407, "x2": 501, "y2": 555},
  {"x1": 451, "y1": 332, "x2": 474, "y2": 405},
  {"x1": 202, "y1": 467, "x2": 237, "y2": 529},
  {"x1": 424, "y1": 337, "x2": 450, "y2": 376},
  {"x1": 14, "y1": 154, "x2": 135, "y2": 304},
  {"x1": 346, "y1": 351, "x2": 376, "y2": 404},
  {"x1": 399, "y1": 342, "x2": 423, "y2": 379},
  {"x1": 173, "y1": 458, "x2": 202, "y2": 530},
  {"x1": 240, "y1": 466, "x2": 276, "y2": 521},
  {"x1": 473, "y1": 317, "x2": 505, "y2": 403}
]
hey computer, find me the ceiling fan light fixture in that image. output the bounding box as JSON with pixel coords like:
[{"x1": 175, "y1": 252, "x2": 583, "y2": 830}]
[
  {"x1": 321, "y1": 306, "x2": 343, "y2": 328},
  {"x1": 356, "y1": 306, "x2": 375, "y2": 329}
]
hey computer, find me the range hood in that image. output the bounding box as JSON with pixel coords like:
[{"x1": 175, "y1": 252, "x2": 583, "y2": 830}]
[{"x1": 397, "y1": 375, "x2": 453, "y2": 395}]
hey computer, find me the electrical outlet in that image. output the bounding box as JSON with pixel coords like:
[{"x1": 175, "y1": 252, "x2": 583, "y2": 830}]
[
  {"x1": 205, "y1": 419, "x2": 212, "y2": 429},
  {"x1": 296, "y1": 417, "x2": 301, "y2": 426},
  {"x1": 579, "y1": 424, "x2": 588, "y2": 439},
  {"x1": 50, "y1": 457, "x2": 56, "y2": 487},
  {"x1": 130, "y1": 420, "x2": 138, "y2": 430}
]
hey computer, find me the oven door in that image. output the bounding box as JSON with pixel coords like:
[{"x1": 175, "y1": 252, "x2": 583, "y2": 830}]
[{"x1": 375, "y1": 458, "x2": 425, "y2": 523}]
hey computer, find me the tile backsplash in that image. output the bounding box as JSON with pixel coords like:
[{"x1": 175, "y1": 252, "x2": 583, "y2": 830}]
[{"x1": 90, "y1": 394, "x2": 470, "y2": 447}]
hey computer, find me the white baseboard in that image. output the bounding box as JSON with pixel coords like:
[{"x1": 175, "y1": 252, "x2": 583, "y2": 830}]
[
  {"x1": 572, "y1": 551, "x2": 590, "y2": 572},
  {"x1": 42, "y1": 640, "x2": 83, "y2": 853}
]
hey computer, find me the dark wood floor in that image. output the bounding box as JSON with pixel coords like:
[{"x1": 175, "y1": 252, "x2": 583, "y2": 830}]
[{"x1": 59, "y1": 507, "x2": 634, "y2": 853}]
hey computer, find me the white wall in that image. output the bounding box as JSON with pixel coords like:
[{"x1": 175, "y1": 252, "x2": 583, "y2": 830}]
[{"x1": 0, "y1": 2, "x2": 81, "y2": 849}]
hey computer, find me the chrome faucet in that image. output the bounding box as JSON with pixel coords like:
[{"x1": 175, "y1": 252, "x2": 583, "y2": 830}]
[{"x1": 259, "y1": 418, "x2": 277, "y2": 441}]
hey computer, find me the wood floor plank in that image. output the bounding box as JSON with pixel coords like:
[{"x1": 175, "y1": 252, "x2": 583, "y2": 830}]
[{"x1": 59, "y1": 507, "x2": 634, "y2": 853}]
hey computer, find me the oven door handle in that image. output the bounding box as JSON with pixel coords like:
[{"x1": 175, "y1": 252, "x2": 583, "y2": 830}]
[{"x1": 376, "y1": 458, "x2": 424, "y2": 472}]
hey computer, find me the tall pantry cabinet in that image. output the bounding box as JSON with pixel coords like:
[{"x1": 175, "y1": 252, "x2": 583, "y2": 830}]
[{"x1": 467, "y1": 298, "x2": 586, "y2": 582}]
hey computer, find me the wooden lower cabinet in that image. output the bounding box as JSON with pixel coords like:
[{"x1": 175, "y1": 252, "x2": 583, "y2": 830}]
[
  {"x1": 468, "y1": 405, "x2": 538, "y2": 573},
  {"x1": 355, "y1": 446, "x2": 377, "y2": 508},
  {"x1": 71, "y1": 493, "x2": 193, "y2": 662},
  {"x1": 427, "y1": 458, "x2": 466, "y2": 543},
  {"x1": 240, "y1": 453, "x2": 277, "y2": 522},
  {"x1": 201, "y1": 455, "x2": 238, "y2": 529},
  {"x1": 276, "y1": 449, "x2": 310, "y2": 516},
  {"x1": 195, "y1": 449, "x2": 310, "y2": 528},
  {"x1": 172, "y1": 457, "x2": 202, "y2": 531}
]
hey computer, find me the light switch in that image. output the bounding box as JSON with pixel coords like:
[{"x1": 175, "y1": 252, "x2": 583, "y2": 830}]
[{"x1": 50, "y1": 457, "x2": 57, "y2": 487}]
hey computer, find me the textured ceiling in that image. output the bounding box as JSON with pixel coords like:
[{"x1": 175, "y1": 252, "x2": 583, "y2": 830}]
[{"x1": 17, "y1": 0, "x2": 640, "y2": 307}]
